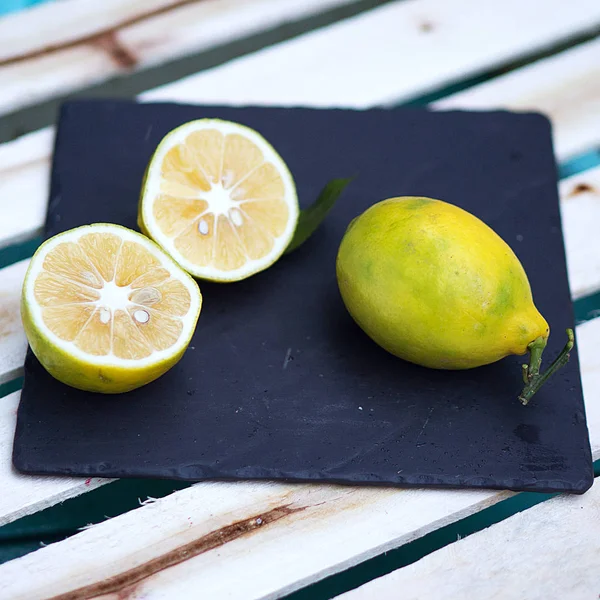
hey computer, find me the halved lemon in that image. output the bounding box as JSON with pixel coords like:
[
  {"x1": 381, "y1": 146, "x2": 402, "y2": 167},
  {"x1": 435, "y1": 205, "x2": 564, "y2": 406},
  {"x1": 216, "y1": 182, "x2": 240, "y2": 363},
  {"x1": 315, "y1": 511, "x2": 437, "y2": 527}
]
[
  {"x1": 138, "y1": 119, "x2": 299, "y2": 282},
  {"x1": 21, "y1": 224, "x2": 202, "y2": 393}
]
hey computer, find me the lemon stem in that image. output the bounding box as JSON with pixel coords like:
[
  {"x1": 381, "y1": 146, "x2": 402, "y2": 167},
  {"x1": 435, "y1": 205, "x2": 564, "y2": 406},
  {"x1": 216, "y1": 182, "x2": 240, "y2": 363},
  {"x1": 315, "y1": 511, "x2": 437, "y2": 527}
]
[{"x1": 518, "y1": 329, "x2": 574, "y2": 405}]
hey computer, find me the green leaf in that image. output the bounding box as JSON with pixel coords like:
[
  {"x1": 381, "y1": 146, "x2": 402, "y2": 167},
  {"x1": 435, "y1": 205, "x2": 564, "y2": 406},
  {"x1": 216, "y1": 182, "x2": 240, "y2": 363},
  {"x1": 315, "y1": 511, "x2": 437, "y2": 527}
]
[{"x1": 285, "y1": 177, "x2": 354, "y2": 254}]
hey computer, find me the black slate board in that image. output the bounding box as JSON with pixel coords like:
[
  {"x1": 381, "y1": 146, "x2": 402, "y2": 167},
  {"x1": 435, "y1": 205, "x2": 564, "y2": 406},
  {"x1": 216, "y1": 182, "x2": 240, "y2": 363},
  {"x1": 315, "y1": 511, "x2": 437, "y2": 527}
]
[{"x1": 13, "y1": 100, "x2": 593, "y2": 493}]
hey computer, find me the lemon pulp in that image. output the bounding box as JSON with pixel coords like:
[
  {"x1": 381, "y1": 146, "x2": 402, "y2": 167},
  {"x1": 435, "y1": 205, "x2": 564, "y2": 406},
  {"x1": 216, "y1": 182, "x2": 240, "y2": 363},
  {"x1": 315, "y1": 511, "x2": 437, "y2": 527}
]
[
  {"x1": 22, "y1": 224, "x2": 201, "y2": 393},
  {"x1": 139, "y1": 119, "x2": 299, "y2": 282}
]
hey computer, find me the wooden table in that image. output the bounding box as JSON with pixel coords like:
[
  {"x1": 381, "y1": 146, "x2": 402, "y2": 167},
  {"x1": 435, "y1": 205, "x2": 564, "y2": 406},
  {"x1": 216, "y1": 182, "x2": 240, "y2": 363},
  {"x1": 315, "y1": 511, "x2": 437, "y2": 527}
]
[{"x1": 0, "y1": 1, "x2": 599, "y2": 598}]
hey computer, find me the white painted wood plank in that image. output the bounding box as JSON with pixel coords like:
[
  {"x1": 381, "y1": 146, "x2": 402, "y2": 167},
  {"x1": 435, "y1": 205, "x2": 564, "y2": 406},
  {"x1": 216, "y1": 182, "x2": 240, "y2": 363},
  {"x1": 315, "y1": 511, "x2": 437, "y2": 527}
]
[
  {"x1": 0, "y1": 261, "x2": 28, "y2": 383},
  {"x1": 119, "y1": 0, "x2": 353, "y2": 69},
  {"x1": 145, "y1": 0, "x2": 600, "y2": 107},
  {"x1": 560, "y1": 167, "x2": 600, "y2": 300},
  {"x1": 435, "y1": 37, "x2": 600, "y2": 161},
  {"x1": 574, "y1": 317, "x2": 600, "y2": 464},
  {"x1": 0, "y1": 128, "x2": 52, "y2": 249},
  {"x1": 0, "y1": 260, "x2": 28, "y2": 386},
  {"x1": 2, "y1": 6, "x2": 600, "y2": 253},
  {"x1": 0, "y1": 0, "x2": 355, "y2": 116},
  {"x1": 337, "y1": 481, "x2": 600, "y2": 600},
  {"x1": 0, "y1": 392, "x2": 111, "y2": 528},
  {"x1": 0, "y1": 479, "x2": 510, "y2": 600},
  {"x1": 1, "y1": 0, "x2": 169, "y2": 62},
  {"x1": 1, "y1": 315, "x2": 597, "y2": 599}
]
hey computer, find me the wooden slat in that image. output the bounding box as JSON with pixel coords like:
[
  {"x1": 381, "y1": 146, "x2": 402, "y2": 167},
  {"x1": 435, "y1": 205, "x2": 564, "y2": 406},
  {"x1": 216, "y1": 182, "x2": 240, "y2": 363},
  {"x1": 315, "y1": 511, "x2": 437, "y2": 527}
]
[
  {"x1": 0, "y1": 481, "x2": 510, "y2": 600},
  {"x1": 2, "y1": 4, "x2": 600, "y2": 253},
  {"x1": 0, "y1": 260, "x2": 28, "y2": 386},
  {"x1": 559, "y1": 167, "x2": 600, "y2": 300},
  {"x1": 337, "y1": 481, "x2": 600, "y2": 600},
  {"x1": 576, "y1": 317, "x2": 600, "y2": 447},
  {"x1": 0, "y1": 0, "x2": 356, "y2": 117},
  {"x1": 435, "y1": 37, "x2": 600, "y2": 161},
  {"x1": 0, "y1": 392, "x2": 111, "y2": 528},
  {"x1": 0, "y1": 128, "x2": 52, "y2": 249},
  {"x1": 0, "y1": 315, "x2": 598, "y2": 599},
  {"x1": 145, "y1": 0, "x2": 600, "y2": 107}
]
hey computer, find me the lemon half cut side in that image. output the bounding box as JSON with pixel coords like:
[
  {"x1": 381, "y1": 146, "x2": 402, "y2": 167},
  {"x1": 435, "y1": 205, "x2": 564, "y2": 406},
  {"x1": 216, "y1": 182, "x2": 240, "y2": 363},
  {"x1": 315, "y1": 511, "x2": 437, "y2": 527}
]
[
  {"x1": 139, "y1": 119, "x2": 299, "y2": 282},
  {"x1": 21, "y1": 223, "x2": 202, "y2": 393}
]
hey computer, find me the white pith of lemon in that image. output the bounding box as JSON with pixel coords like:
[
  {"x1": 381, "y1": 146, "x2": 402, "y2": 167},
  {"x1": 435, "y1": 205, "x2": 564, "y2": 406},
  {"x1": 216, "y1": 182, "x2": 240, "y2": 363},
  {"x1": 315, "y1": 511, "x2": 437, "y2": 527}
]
[
  {"x1": 138, "y1": 119, "x2": 299, "y2": 282},
  {"x1": 21, "y1": 223, "x2": 202, "y2": 393}
]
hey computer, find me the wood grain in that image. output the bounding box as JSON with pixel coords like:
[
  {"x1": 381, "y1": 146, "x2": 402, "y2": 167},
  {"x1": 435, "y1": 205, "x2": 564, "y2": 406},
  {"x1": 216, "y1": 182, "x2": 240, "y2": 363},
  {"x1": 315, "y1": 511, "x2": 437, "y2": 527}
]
[
  {"x1": 0, "y1": 0, "x2": 357, "y2": 116},
  {"x1": 145, "y1": 0, "x2": 600, "y2": 107},
  {"x1": 0, "y1": 477, "x2": 509, "y2": 600},
  {"x1": 436, "y1": 37, "x2": 600, "y2": 161}
]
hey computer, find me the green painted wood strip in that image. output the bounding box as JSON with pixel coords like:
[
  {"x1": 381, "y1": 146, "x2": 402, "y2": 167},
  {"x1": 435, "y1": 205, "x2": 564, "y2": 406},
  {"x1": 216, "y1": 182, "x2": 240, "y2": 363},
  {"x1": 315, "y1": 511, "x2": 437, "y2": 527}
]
[
  {"x1": 575, "y1": 291, "x2": 600, "y2": 325},
  {"x1": 559, "y1": 149, "x2": 600, "y2": 180},
  {"x1": 0, "y1": 377, "x2": 22, "y2": 401}
]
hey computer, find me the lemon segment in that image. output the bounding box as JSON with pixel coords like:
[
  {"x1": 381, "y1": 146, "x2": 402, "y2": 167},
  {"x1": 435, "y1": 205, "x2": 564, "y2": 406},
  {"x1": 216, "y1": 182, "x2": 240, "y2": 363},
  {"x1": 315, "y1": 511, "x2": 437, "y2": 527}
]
[
  {"x1": 139, "y1": 119, "x2": 298, "y2": 282},
  {"x1": 22, "y1": 224, "x2": 202, "y2": 393}
]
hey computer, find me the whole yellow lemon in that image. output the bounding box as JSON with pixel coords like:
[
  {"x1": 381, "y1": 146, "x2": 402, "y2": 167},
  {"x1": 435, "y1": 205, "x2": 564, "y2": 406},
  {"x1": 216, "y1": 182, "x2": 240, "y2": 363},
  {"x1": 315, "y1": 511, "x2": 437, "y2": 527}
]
[{"x1": 336, "y1": 197, "x2": 573, "y2": 404}]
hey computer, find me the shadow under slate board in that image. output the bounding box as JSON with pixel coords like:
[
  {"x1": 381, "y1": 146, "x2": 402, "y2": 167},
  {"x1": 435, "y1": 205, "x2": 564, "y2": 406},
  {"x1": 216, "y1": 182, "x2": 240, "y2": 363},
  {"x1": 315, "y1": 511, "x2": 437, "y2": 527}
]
[{"x1": 13, "y1": 100, "x2": 593, "y2": 493}]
